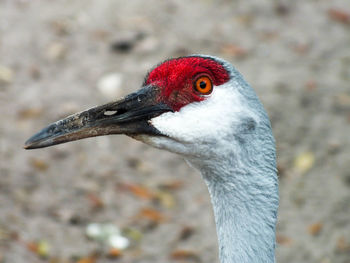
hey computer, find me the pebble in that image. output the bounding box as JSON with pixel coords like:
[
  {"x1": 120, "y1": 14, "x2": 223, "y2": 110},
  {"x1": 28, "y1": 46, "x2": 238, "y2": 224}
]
[
  {"x1": 0, "y1": 65, "x2": 14, "y2": 84},
  {"x1": 294, "y1": 152, "x2": 315, "y2": 174},
  {"x1": 108, "y1": 235, "x2": 130, "y2": 250},
  {"x1": 37, "y1": 240, "x2": 50, "y2": 257},
  {"x1": 97, "y1": 73, "x2": 123, "y2": 99},
  {"x1": 86, "y1": 223, "x2": 105, "y2": 239},
  {"x1": 110, "y1": 31, "x2": 145, "y2": 53},
  {"x1": 86, "y1": 223, "x2": 119, "y2": 240},
  {"x1": 86, "y1": 223, "x2": 130, "y2": 249},
  {"x1": 46, "y1": 42, "x2": 67, "y2": 60}
]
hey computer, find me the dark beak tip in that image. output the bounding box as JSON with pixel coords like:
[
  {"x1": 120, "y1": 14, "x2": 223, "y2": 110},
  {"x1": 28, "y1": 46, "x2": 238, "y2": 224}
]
[
  {"x1": 24, "y1": 139, "x2": 37, "y2": 150},
  {"x1": 23, "y1": 128, "x2": 53, "y2": 150},
  {"x1": 23, "y1": 140, "x2": 52, "y2": 150},
  {"x1": 23, "y1": 139, "x2": 38, "y2": 150},
  {"x1": 24, "y1": 136, "x2": 35, "y2": 150}
]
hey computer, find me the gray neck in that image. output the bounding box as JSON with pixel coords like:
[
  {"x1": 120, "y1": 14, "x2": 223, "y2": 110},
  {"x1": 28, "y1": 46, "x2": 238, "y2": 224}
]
[{"x1": 188, "y1": 137, "x2": 278, "y2": 263}]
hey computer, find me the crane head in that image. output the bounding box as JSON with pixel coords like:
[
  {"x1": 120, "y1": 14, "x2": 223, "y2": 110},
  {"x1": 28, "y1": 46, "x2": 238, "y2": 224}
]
[{"x1": 25, "y1": 55, "x2": 266, "y2": 160}]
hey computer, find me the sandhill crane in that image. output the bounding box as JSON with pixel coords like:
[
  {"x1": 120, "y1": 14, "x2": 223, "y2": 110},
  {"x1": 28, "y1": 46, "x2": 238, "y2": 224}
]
[{"x1": 25, "y1": 55, "x2": 279, "y2": 263}]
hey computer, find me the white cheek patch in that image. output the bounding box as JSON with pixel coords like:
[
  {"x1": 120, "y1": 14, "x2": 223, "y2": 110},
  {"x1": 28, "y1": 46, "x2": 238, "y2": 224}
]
[{"x1": 150, "y1": 82, "x2": 247, "y2": 143}]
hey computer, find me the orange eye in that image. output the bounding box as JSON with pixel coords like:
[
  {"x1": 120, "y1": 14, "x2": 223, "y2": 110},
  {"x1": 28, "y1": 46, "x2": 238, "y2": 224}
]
[{"x1": 194, "y1": 76, "x2": 213, "y2": 95}]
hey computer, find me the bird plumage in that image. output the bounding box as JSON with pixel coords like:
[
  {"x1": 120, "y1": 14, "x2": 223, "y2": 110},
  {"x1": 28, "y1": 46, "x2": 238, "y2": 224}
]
[
  {"x1": 25, "y1": 55, "x2": 279, "y2": 263},
  {"x1": 142, "y1": 55, "x2": 278, "y2": 263}
]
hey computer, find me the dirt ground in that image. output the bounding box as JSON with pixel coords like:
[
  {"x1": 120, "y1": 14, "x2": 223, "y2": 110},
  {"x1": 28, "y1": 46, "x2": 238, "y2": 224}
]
[{"x1": 1, "y1": 0, "x2": 350, "y2": 262}]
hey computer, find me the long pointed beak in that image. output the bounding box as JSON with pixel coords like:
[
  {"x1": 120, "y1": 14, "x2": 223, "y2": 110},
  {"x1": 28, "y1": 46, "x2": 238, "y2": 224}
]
[{"x1": 24, "y1": 85, "x2": 172, "y2": 149}]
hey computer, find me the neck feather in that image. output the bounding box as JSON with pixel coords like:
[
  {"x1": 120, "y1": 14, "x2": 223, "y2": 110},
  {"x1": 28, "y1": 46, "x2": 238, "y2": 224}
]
[{"x1": 188, "y1": 136, "x2": 278, "y2": 263}]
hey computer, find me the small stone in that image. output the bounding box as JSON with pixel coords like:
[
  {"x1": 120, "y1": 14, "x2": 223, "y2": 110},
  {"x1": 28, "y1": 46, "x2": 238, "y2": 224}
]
[
  {"x1": 294, "y1": 152, "x2": 315, "y2": 174},
  {"x1": 85, "y1": 223, "x2": 121, "y2": 243},
  {"x1": 110, "y1": 31, "x2": 145, "y2": 53},
  {"x1": 0, "y1": 65, "x2": 14, "y2": 84},
  {"x1": 108, "y1": 235, "x2": 129, "y2": 250},
  {"x1": 86, "y1": 223, "x2": 102, "y2": 239},
  {"x1": 37, "y1": 241, "x2": 50, "y2": 258},
  {"x1": 97, "y1": 73, "x2": 123, "y2": 99},
  {"x1": 46, "y1": 42, "x2": 67, "y2": 60}
]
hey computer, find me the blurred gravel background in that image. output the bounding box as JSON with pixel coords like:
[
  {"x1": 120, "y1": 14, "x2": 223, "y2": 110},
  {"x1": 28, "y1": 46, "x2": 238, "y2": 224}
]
[{"x1": 1, "y1": 0, "x2": 350, "y2": 262}]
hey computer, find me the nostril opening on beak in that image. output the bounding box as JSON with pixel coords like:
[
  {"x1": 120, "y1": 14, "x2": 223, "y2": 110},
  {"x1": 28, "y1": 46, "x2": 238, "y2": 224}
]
[
  {"x1": 104, "y1": 110, "x2": 118, "y2": 116},
  {"x1": 103, "y1": 108, "x2": 127, "y2": 116}
]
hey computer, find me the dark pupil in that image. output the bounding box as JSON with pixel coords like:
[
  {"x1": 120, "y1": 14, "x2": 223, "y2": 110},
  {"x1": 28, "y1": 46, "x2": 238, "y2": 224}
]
[{"x1": 199, "y1": 81, "x2": 206, "y2": 90}]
